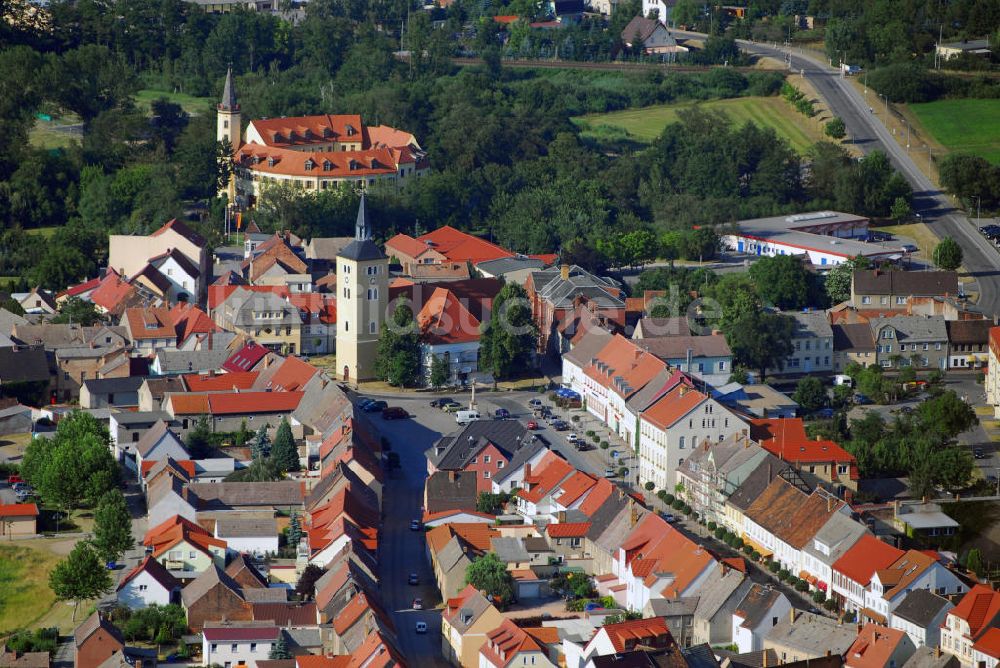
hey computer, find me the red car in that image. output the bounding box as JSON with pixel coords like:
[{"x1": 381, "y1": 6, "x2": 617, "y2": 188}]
[
  {"x1": 526, "y1": 420, "x2": 538, "y2": 430},
  {"x1": 382, "y1": 406, "x2": 410, "y2": 420},
  {"x1": 6, "y1": 475, "x2": 22, "y2": 485}
]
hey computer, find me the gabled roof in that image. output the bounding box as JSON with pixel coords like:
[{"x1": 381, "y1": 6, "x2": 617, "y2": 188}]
[
  {"x1": 517, "y1": 452, "x2": 574, "y2": 504},
  {"x1": 481, "y1": 619, "x2": 546, "y2": 668},
  {"x1": 852, "y1": 270, "x2": 958, "y2": 297},
  {"x1": 74, "y1": 611, "x2": 124, "y2": 647},
  {"x1": 584, "y1": 334, "x2": 668, "y2": 400},
  {"x1": 117, "y1": 555, "x2": 180, "y2": 593},
  {"x1": 734, "y1": 584, "x2": 784, "y2": 629},
  {"x1": 182, "y1": 370, "x2": 258, "y2": 392},
  {"x1": 151, "y1": 218, "x2": 206, "y2": 247},
  {"x1": 180, "y1": 564, "x2": 244, "y2": 607},
  {"x1": 553, "y1": 471, "x2": 597, "y2": 508},
  {"x1": 0, "y1": 503, "x2": 39, "y2": 518},
  {"x1": 743, "y1": 477, "x2": 845, "y2": 549},
  {"x1": 832, "y1": 534, "x2": 904, "y2": 587},
  {"x1": 845, "y1": 625, "x2": 909, "y2": 668},
  {"x1": 265, "y1": 355, "x2": 319, "y2": 392},
  {"x1": 545, "y1": 522, "x2": 591, "y2": 538},
  {"x1": 875, "y1": 550, "x2": 939, "y2": 600},
  {"x1": 417, "y1": 286, "x2": 481, "y2": 345},
  {"x1": 167, "y1": 390, "x2": 304, "y2": 416},
  {"x1": 427, "y1": 420, "x2": 532, "y2": 471},
  {"x1": 891, "y1": 589, "x2": 952, "y2": 628},
  {"x1": 974, "y1": 628, "x2": 1000, "y2": 660},
  {"x1": 222, "y1": 341, "x2": 270, "y2": 373},
  {"x1": 443, "y1": 584, "x2": 496, "y2": 632},
  {"x1": 595, "y1": 616, "x2": 674, "y2": 653},
  {"x1": 947, "y1": 584, "x2": 1000, "y2": 641},
  {"x1": 415, "y1": 225, "x2": 513, "y2": 264},
  {"x1": 641, "y1": 384, "x2": 706, "y2": 431}
]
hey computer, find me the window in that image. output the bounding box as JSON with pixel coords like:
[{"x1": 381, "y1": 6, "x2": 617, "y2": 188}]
[
  {"x1": 896, "y1": 296, "x2": 906, "y2": 305},
  {"x1": 484, "y1": 455, "x2": 491, "y2": 463},
  {"x1": 838, "y1": 464, "x2": 849, "y2": 474},
  {"x1": 773, "y1": 617, "x2": 778, "y2": 626},
  {"x1": 250, "y1": 644, "x2": 257, "y2": 652},
  {"x1": 497, "y1": 460, "x2": 505, "y2": 468},
  {"x1": 369, "y1": 321, "x2": 376, "y2": 334},
  {"x1": 223, "y1": 120, "x2": 229, "y2": 128},
  {"x1": 935, "y1": 343, "x2": 942, "y2": 350},
  {"x1": 189, "y1": 551, "x2": 196, "y2": 559},
  {"x1": 138, "y1": 584, "x2": 147, "y2": 591},
  {"x1": 880, "y1": 296, "x2": 889, "y2": 305},
  {"x1": 899, "y1": 344, "x2": 906, "y2": 352},
  {"x1": 679, "y1": 436, "x2": 685, "y2": 449},
  {"x1": 483, "y1": 471, "x2": 491, "y2": 479},
  {"x1": 471, "y1": 457, "x2": 477, "y2": 464},
  {"x1": 211, "y1": 645, "x2": 217, "y2": 652},
  {"x1": 862, "y1": 296, "x2": 871, "y2": 304},
  {"x1": 231, "y1": 644, "x2": 238, "y2": 652},
  {"x1": 882, "y1": 329, "x2": 894, "y2": 339},
  {"x1": 344, "y1": 321, "x2": 349, "y2": 332}
]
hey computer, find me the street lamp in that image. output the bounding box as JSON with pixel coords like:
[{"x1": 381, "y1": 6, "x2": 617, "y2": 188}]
[
  {"x1": 974, "y1": 196, "x2": 982, "y2": 226},
  {"x1": 879, "y1": 93, "x2": 889, "y2": 117}
]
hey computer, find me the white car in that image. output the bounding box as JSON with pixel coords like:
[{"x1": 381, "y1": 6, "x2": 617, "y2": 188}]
[
  {"x1": 567, "y1": 433, "x2": 579, "y2": 443},
  {"x1": 415, "y1": 621, "x2": 428, "y2": 634}
]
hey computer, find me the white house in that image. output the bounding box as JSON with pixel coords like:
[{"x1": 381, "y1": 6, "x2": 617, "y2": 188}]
[
  {"x1": 515, "y1": 453, "x2": 574, "y2": 521},
  {"x1": 574, "y1": 617, "x2": 675, "y2": 668},
  {"x1": 132, "y1": 421, "x2": 189, "y2": 481},
  {"x1": 144, "y1": 248, "x2": 201, "y2": 303},
  {"x1": 889, "y1": 589, "x2": 953, "y2": 649},
  {"x1": 940, "y1": 585, "x2": 1000, "y2": 668},
  {"x1": 831, "y1": 534, "x2": 904, "y2": 613},
  {"x1": 732, "y1": 585, "x2": 791, "y2": 653},
  {"x1": 799, "y1": 511, "x2": 868, "y2": 596},
  {"x1": 638, "y1": 383, "x2": 744, "y2": 490},
  {"x1": 115, "y1": 556, "x2": 180, "y2": 609},
  {"x1": 202, "y1": 624, "x2": 279, "y2": 668},
  {"x1": 862, "y1": 550, "x2": 967, "y2": 624},
  {"x1": 214, "y1": 518, "x2": 279, "y2": 557}
]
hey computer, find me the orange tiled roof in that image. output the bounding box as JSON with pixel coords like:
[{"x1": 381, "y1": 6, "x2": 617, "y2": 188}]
[
  {"x1": 267, "y1": 355, "x2": 318, "y2": 392},
  {"x1": 546, "y1": 522, "x2": 591, "y2": 538},
  {"x1": 949, "y1": 584, "x2": 1000, "y2": 640},
  {"x1": 584, "y1": 334, "x2": 667, "y2": 400},
  {"x1": 751, "y1": 418, "x2": 858, "y2": 478},
  {"x1": 386, "y1": 233, "x2": 435, "y2": 259},
  {"x1": 249, "y1": 114, "x2": 365, "y2": 148},
  {"x1": 169, "y1": 391, "x2": 304, "y2": 416},
  {"x1": 481, "y1": 619, "x2": 543, "y2": 668},
  {"x1": 182, "y1": 371, "x2": 258, "y2": 392},
  {"x1": 517, "y1": 452, "x2": 574, "y2": 504},
  {"x1": 553, "y1": 471, "x2": 597, "y2": 508},
  {"x1": 297, "y1": 657, "x2": 352, "y2": 668},
  {"x1": 0, "y1": 503, "x2": 39, "y2": 517},
  {"x1": 641, "y1": 385, "x2": 706, "y2": 431},
  {"x1": 598, "y1": 616, "x2": 674, "y2": 653},
  {"x1": 877, "y1": 550, "x2": 937, "y2": 600},
  {"x1": 141, "y1": 459, "x2": 196, "y2": 479},
  {"x1": 845, "y1": 624, "x2": 908, "y2": 668},
  {"x1": 578, "y1": 477, "x2": 615, "y2": 517},
  {"x1": 426, "y1": 522, "x2": 499, "y2": 555},
  {"x1": 416, "y1": 225, "x2": 513, "y2": 264},
  {"x1": 832, "y1": 534, "x2": 904, "y2": 587},
  {"x1": 974, "y1": 628, "x2": 1000, "y2": 659},
  {"x1": 417, "y1": 286, "x2": 481, "y2": 345},
  {"x1": 90, "y1": 270, "x2": 135, "y2": 312}
]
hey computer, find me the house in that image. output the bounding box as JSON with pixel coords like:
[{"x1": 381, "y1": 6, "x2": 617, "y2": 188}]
[
  {"x1": 424, "y1": 470, "x2": 480, "y2": 516},
  {"x1": 489, "y1": 437, "x2": 550, "y2": 494},
  {"x1": 571, "y1": 617, "x2": 676, "y2": 668},
  {"x1": 115, "y1": 555, "x2": 181, "y2": 609},
  {"x1": 901, "y1": 647, "x2": 959, "y2": 668},
  {"x1": 972, "y1": 629, "x2": 1000, "y2": 668},
  {"x1": 0, "y1": 647, "x2": 49, "y2": 668},
  {"x1": 799, "y1": 511, "x2": 867, "y2": 600},
  {"x1": 845, "y1": 625, "x2": 915, "y2": 668},
  {"x1": 416, "y1": 286, "x2": 486, "y2": 385},
  {"x1": 641, "y1": 597, "x2": 699, "y2": 648},
  {"x1": 426, "y1": 420, "x2": 533, "y2": 494},
  {"x1": 476, "y1": 256, "x2": 548, "y2": 286},
  {"x1": 128, "y1": 420, "x2": 189, "y2": 480},
  {"x1": 830, "y1": 534, "x2": 904, "y2": 614},
  {"x1": 692, "y1": 564, "x2": 753, "y2": 646},
  {"x1": 677, "y1": 434, "x2": 768, "y2": 526},
  {"x1": 441, "y1": 584, "x2": 505, "y2": 668},
  {"x1": 150, "y1": 349, "x2": 232, "y2": 376},
  {"x1": 143, "y1": 514, "x2": 227, "y2": 572},
  {"x1": 427, "y1": 523, "x2": 499, "y2": 600},
  {"x1": 13, "y1": 288, "x2": 56, "y2": 315},
  {"x1": 480, "y1": 619, "x2": 558, "y2": 668},
  {"x1": 202, "y1": 622, "x2": 280, "y2": 668},
  {"x1": 0, "y1": 404, "x2": 32, "y2": 436},
  {"x1": 109, "y1": 219, "x2": 210, "y2": 301},
  {"x1": 0, "y1": 503, "x2": 38, "y2": 538},
  {"x1": 889, "y1": 590, "x2": 953, "y2": 649},
  {"x1": 632, "y1": 334, "x2": 733, "y2": 387},
  {"x1": 527, "y1": 265, "x2": 625, "y2": 354},
  {"x1": 641, "y1": 0, "x2": 676, "y2": 23},
  {"x1": 862, "y1": 550, "x2": 966, "y2": 624},
  {"x1": 386, "y1": 226, "x2": 510, "y2": 275},
  {"x1": 638, "y1": 380, "x2": 744, "y2": 490},
  {"x1": 164, "y1": 390, "x2": 304, "y2": 432},
  {"x1": 731, "y1": 586, "x2": 791, "y2": 653},
  {"x1": 0, "y1": 345, "x2": 50, "y2": 404},
  {"x1": 181, "y1": 564, "x2": 252, "y2": 631},
  {"x1": 562, "y1": 328, "x2": 615, "y2": 393},
  {"x1": 772, "y1": 311, "x2": 834, "y2": 375},
  {"x1": 214, "y1": 518, "x2": 279, "y2": 556},
  {"x1": 869, "y1": 316, "x2": 949, "y2": 370},
  {"x1": 763, "y1": 611, "x2": 858, "y2": 663},
  {"x1": 946, "y1": 319, "x2": 990, "y2": 369},
  {"x1": 851, "y1": 270, "x2": 959, "y2": 309},
  {"x1": 891, "y1": 500, "x2": 960, "y2": 540},
  {"x1": 515, "y1": 452, "x2": 575, "y2": 520},
  {"x1": 832, "y1": 323, "x2": 877, "y2": 371},
  {"x1": 74, "y1": 612, "x2": 125, "y2": 668},
  {"x1": 941, "y1": 585, "x2": 1000, "y2": 668},
  {"x1": 621, "y1": 16, "x2": 687, "y2": 56},
  {"x1": 212, "y1": 287, "x2": 303, "y2": 355},
  {"x1": 935, "y1": 39, "x2": 992, "y2": 60},
  {"x1": 79, "y1": 377, "x2": 143, "y2": 410},
  {"x1": 749, "y1": 418, "x2": 858, "y2": 492}
]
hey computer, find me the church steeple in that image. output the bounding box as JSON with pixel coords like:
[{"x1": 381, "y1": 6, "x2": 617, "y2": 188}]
[
  {"x1": 355, "y1": 193, "x2": 371, "y2": 241},
  {"x1": 219, "y1": 66, "x2": 239, "y2": 112}
]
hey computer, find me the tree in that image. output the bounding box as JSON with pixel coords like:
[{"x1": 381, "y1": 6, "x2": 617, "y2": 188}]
[
  {"x1": 465, "y1": 552, "x2": 515, "y2": 607},
  {"x1": 185, "y1": 415, "x2": 212, "y2": 458},
  {"x1": 917, "y1": 390, "x2": 976, "y2": 438},
  {"x1": 271, "y1": 418, "x2": 299, "y2": 472},
  {"x1": 671, "y1": 0, "x2": 698, "y2": 26},
  {"x1": 793, "y1": 377, "x2": 828, "y2": 413},
  {"x1": 748, "y1": 255, "x2": 813, "y2": 309},
  {"x1": 91, "y1": 490, "x2": 133, "y2": 563},
  {"x1": 269, "y1": 633, "x2": 291, "y2": 660},
  {"x1": 430, "y1": 354, "x2": 450, "y2": 389},
  {"x1": 966, "y1": 548, "x2": 984, "y2": 578},
  {"x1": 824, "y1": 117, "x2": 846, "y2": 140},
  {"x1": 724, "y1": 311, "x2": 795, "y2": 380},
  {"x1": 890, "y1": 196, "x2": 912, "y2": 223},
  {"x1": 479, "y1": 282, "x2": 538, "y2": 379},
  {"x1": 225, "y1": 457, "x2": 283, "y2": 482},
  {"x1": 476, "y1": 491, "x2": 509, "y2": 515},
  {"x1": 49, "y1": 542, "x2": 113, "y2": 620},
  {"x1": 938, "y1": 154, "x2": 1000, "y2": 208},
  {"x1": 825, "y1": 256, "x2": 871, "y2": 304},
  {"x1": 51, "y1": 297, "x2": 101, "y2": 326},
  {"x1": 252, "y1": 425, "x2": 271, "y2": 460},
  {"x1": 373, "y1": 303, "x2": 421, "y2": 387},
  {"x1": 933, "y1": 237, "x2": 963, "y2": 271},
  {"x1": 287, "y1": 511, "x2": 302, "y2": 550},
  {"x1": 295, "y1": 563, "x2": 325, "y2": 600}
]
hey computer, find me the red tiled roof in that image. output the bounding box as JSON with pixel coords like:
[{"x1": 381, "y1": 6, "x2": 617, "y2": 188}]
[
  {"x1": 751, "y1": 418, "x2": 858, "y2": 478},
  {"x1": 974, "y1": 628, "x2": 1000, "y2": 659},
  {"x1": 202, "y1": 625, "x2": 279, "y2": 641},
  {"x1": 832, "y1": 534, "x2": 904, "y2": 587},
  {"x1": 517, "y1": 452, "x2": 573, "y2": 504},
  {"x1": 267, "y1": 356, "x2": 318, "y2": 392},
  {"x1": 528, "y1": 253, "x2": 558, "y2": 266},
  {"x1": 208, "y1": 284, "x2": 288, "y2": 311},
  {"x1": 481, "y1": 619, "x2": 543, "y2": 668},
  {"x1": 553, "y1": 471, "x2": 597, "y2": 508},
  {"x1": 845, "y1": 624, "x2": 908, "y2": 668},
  {"x1": 417, "y1": 286, "x2": 481, "y2": 345},
  {"x1": 169, "y1": 391, "x2": 304, "y2": 416},
  {"x1": 332, "y1": 592, "x2": 376, "y2": 634},
  {"x1": 385, "y1": 233, "x2": 435, "y2": 259},
  {"x1": 89, "y1": 270, "x2": 135, "y2": 312},
  {"x1": 584, "y1": 334, "x2": 668, "y2": 400},
  {"x1": 59, "y1": 275, "x2": 102, "y2": 299},
  {"x1": 251, "y1": 602, "x2": 318, "y2": 626},
  {"x1": 641, "y1": 385, "x2": 706, "y2": 431},
  {"x1": 416, "y1": 225, "x2": 513, "y2": 264},
  {"x1": 493, "y1": 14, "x2": 520, "y2": 23},
  {"x1": 182, "y1": 371, "x2": 258, "y2": 392},
  {"x1": 170, "y1": 303, "x2": 219, "y2": 344},
  {"x1": 150, "y1": 218, "x2": 206, "y2": 247},
  {"x1": 141, "y1": 459, "x2": 196, "y2": 479},
  {"x1": 598, "y1": 616, "x2": 674, "y2": 653},
  {"x1": 545, "y1": 522, "x2": 591, "y2": 538},
  {"x1": 249, "y1": 114, "x2": 365, "y2": 148},
  {"x1": 297, "y1": 657, "x2": 352, "y2": 668},
  {"x1": 578, "y1": 477, "x2": 615, "y2": 517},
  {"x1": 949, "y1": 584, "x2": 1000, "y2": 640},
  {"x1": 0, "y1": 503, "x2": 39, "y2": 517},
  {"x1": 722, "y1": 557, "x2": 748, "y2": 573},
  {"x1": 236, "y1": 144, "x2": 408, "y2": 179},
  {"x1": 223, "y1": 342, "x2": 270, "y2": 373},
  {"x1": 123, "y1": 307, "x2": 175, "y2": 340}
]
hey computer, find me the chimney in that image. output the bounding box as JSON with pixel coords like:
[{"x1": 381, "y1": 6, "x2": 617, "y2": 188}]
[
  {"x1": 827, "y1": 496, "x2": 833, "y2": 513},
  {"x1": 560, "y1": 264, "x2": 570, "y2": 281},
  {"x1": 448, "y1": 470, "x2": 456, "y2": 482},
  {"x1": 790, "y1": 609, "x2": 797, "y2": 624},
  {"x1": 524, "y1": 464, "x2": 531, "y2": 480},
  {"x1": 826, "y1": 650, "x2": 831, "y2": 657},
  {"x1": 720, "y1": 561, "x2": 730, "y2": 577}
]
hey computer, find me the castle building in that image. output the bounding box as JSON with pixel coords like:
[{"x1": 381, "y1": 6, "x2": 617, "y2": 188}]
[
  {"x1": 217, "y1": 70, "x2": 429, "y2": 208},
  {"x1": 336, "y1": 196, "x2": 388, "y2": 383}
]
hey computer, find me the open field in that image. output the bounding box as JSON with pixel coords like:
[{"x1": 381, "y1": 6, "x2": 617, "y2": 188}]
[
  {"x1": 28, "y1": 113, "x2": 81, "y2": 150},
  {"x1": 25, "y1": 227, "x2": 58, "y2": 239},
  {"x1": 135, "y1": 88, "x2": 214, "y2": 116},
  {"x1": 0, "y1": 542, "x2": 63, "y2": 633},
  {"x1": 907, "y1": 99, "x2": 1000, "y2": 164},
  {"x1": 573, "y1": 96, "x2": 829, "y2": 154}
]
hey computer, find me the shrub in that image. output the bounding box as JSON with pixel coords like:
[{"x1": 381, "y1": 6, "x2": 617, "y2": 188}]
[
  {"x1": 657, "y1": 490, "x2": 668, "y2": 501},
  {"x1": 707, "y1": 521, "x2": 717, "y2": 531},
  {"x1": 794, "y1": 579, "x2": 810, "y2": 592},
  {"x1": 617, "y1": 466, "x2": 628, "y2": 477},
  {"x1": 812, "y1": 590, "x2": 827, "y2": 604},
  {"x1": 733, "y1": 538, "x2": 745, "y2": 550},
  {"x1": 682, "y1": 504, "x2": 693, "y2": 515},
  {"x1": 571, "y1": 415, "x2": 580, "y2": 422},
  {"x1": 778, "y1": 569, "x2": 791, "y2": 582},
  {"x1": 644, "y1": 481, "x2": 655, "y2": 491},
  {"x1": 671, "y1": 498, "x2": 685, "y2": 511},
  {"x1": 768, "y1": 561, "x2": 780, "y2": 573},
  {"x1": 591, "y1": 433, "x2": 601, "y2": 442},
  {"x1": 585, "y1": 430, "x2": 595, "y2": 437},
  {"x1": 823, "y1": 598, "x2": 839, "y2": 611},
  {"x1": 714, "y1": 527, "x2": 726, "y2": 540},
  {"x1": 751, "y1": 550, "x2": 761, "y2": 561},
  {"x1": 600, "y1": 440, "x2": 609, "y2": 449},
  {"x1": 664, "y1": 494, "x2": 675, "y2": 505},
  {"x1": 742, "y1": 544, "x2": 754, "y2": 555}
]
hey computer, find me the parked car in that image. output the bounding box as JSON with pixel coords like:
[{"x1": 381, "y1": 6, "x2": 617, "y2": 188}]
[
  {"x1": 661, "y1": 513, "x2": 677, "y2": 523},
  {"x1": 974, "y1": 447, "x2": 986, "y2": 460},
  {"x1": 415, "y1": 621, "x2": 428, "y2": 634},
  {"x1": 604, "y1": 468, "x2": 616, "y2": 478},
  {"x1": 854, "y1": 393, "x2": 872, "y2": 405},
  {"x1": 494, "y1": 408, "x2": 511, "y2": 420},
  {"x1": 813, "y1": 408, "x2": 835, "y2": 419},
  {"x1": 574, "y1": 442, "x2": 590, "y2": 452},
  {"x1": 551, "y1": 420, "x2": 569, "y2": 431},
  {"x1": 6, "y1": 475, "x2": 22, "y2": 485},
  {"x1": 528, "y1": 398, "x2": 543, "y2": 408},
  {"x1": 357, "y1": 398, "x2": 375, "y2": 410},
  {"x1": 408, "y1": 573, "x2": 419, "y2": 585},
  {"x1": 526, "y1": 420, "x2": 539, "y2": 430},
  {"x1": 412, "y1": 598, "x2": 424, "y2": 610},
  {"x1": 430, "y1": 398, "x2": 453, "y2": 408},
  {"x1": 363, "y1": 400, "x2": 387, "y2": 413},
  {"x1": 441, "y1": 402, "x2": 462, "y2": 413},
  {"x1": 566, "y1": 433, "x2": 579, "y2": 443},
  {"x1": 382, "y1": 406, "x2": 410, "y2": 420},
  {"x1": 456, "y1": 410, "x2": 481, "y2": 425},
  {"x1": 410, "y1": 519, "x2": 422, "y2": 531}
]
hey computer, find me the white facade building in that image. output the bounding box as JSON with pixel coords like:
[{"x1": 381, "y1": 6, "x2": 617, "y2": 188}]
[{"x1": 202, "y1": 625, "x2": 279, "y2": 668}]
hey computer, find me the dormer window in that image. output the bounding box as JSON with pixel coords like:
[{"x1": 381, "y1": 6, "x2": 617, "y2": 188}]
[
  {"x1": 267, "y1": 157, "x2": 276, "y2": 167},
  {"x1": 273, "y1": 132, "x2": 283, "y2": 143},
  {"x1": 346, "y1": 124, "x2": 356, "y2": 136},
  {"x1": 348, "y1": 159, "x2": 358, "y2": 171},
  {"x1": 251, "y1": 155, "x2": 260, "y2": 165},
  {"x1": 370, "y1": 158, "x2": 380, "y2": 169},
  {"x1": 303, "y1": 128, "x2": 313, "y2": 139},
  {"x1": 304, "y1": 159, "x2": 315, "y2": 171},
  {"x1": 322, "y1": 127, "x2": 332, "y2": 138},
  {"x1": 322, "y1": 160, "x2": 332, "y2": 171}
]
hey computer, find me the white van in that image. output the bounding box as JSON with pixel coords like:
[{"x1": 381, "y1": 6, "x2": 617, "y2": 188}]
[
  {"x1": 833, "y1": 374, "x2": 854, "y2": 387},
  {"x1": 455, "y1": 410, "x2": 481, "y2": 425}
]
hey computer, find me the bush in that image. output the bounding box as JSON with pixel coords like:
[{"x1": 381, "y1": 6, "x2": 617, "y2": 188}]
[
  {"x1": 707, "y1": 521, "x2": 717, "y2": 531},
  {"x1": 823, "y1": 598, "x2": 839, "y2": 611},
  {"x1": 733, "y1": 538, "x2": 744, "y2": 550},
  {"x1": 812, "y1": 590, "x2": 827, "y2": 604},
  {"x1": 768, "y1": 561, "x2": 780, "y2": 573},
  {"x1": 571, "y1": 415, "x2": 580, "y2": 422},
  {"x1": 794, "y1": 579, "x2": 810, "y2": 592},
  {"x1": 742, "y1": 544, "x2": 754, "y2": 555},
  {"x1": 644, "y1": 481, "x2": 655, "y2": 491},
  {"x1": 682, "y1": 504, "x2": 693, "y2": 515},
  {"x1": 664, "y1": 493, "x2": 675, "y2": 505},
  {"x1": 671, "y1": 498, "x2": 685, "y2": 511},
  {"x1": 867, "y1": 63, "x2": 939, "y2": 102},
  {"x1": 778, "y1": 569, "x2": 791, "y2": 582},
  {"x1": 585, "y1": 430, "x2": 595, "y2": 437},
  {"x1": 600, "y1": 440, "x2": 609, "y2": 449},
  {"x1": 751, "y1": 550, "x2": 761, "y2": 561},
  {"x1": 714, "y1": 527, "x2": 726, "y2": 540},
  {"x1": 591, "y1": 433, "x2": 601, "y2": 442},
  {"x1": 657, "y1": 490, "x2": 668, "y2": 501}
]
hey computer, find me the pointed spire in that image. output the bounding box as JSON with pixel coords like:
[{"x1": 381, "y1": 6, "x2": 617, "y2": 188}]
[
  {"x1": 220, "y1": 66, "x2": 239, "y2": 112},
  {"x1": 355, "y1": 194, "x2": 371, "y2": 241}
]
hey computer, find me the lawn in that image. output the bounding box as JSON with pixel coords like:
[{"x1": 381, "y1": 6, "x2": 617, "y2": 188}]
[
  {"x1": 908, "y1": 99, "x2": 1000, "y2": 164},
  {"x1": 0, "y1": 543, "x2": 62, "y2": 634},
  {"x1": 135, "y1": 88, "x2": 214, "y2": 116},
  {"x1": 573, "y1": 96, "x2": 828, "y2": 154},
  {"x1": 25, "y1": 227, "x2": 58, "y2": 239},
  {"x1": 28, "y1": 112, "x2": 82, "y2": 150}
]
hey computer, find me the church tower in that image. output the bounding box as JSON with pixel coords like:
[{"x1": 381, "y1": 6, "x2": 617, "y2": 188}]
[
  {"x1": 336, "y1": 195, "x2": 388, "y2": 383},
  {"x1": 217, "y1": 67, "x2": 240, "y2": 147}
]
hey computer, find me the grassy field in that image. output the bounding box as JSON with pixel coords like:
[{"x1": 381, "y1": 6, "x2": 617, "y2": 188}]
[
  {"x1": 135, "y1": 88, "x2": 214, "y2": 116},
  {"x1": 908, "y1": 99, "x2": 1000, "y2": 164},
  {"x1": 573, "y1": 96, "x2": 828, "y2": 154},
  {"x1": 25, "y1": 227, "x2": 58, "y2": 239},
  {"x1": 0, "y1": 543, "x2": 62, "y2": 633},
  {"x1": 28, "y1": 112, "x2": 81, "y2": 150}
]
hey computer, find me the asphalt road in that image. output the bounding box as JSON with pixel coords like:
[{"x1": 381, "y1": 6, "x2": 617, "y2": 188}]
[{"x1": 673, "y1": 32, "x2": 1000, "y2": 316}]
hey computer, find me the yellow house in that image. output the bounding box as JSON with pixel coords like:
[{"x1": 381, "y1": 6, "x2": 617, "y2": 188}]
[
  {"x1": 144, "y1": 516, "x2": 227, "y2": 573},
  {"x1": 213, "y1": 287, "x2": 303, "y2": 355},
  {"x1": 441, "y1": 584, "x2": 504, "y2": 668},
  {"x1": 0, "y1": 503, "x2": 39, "y2": 538}
]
